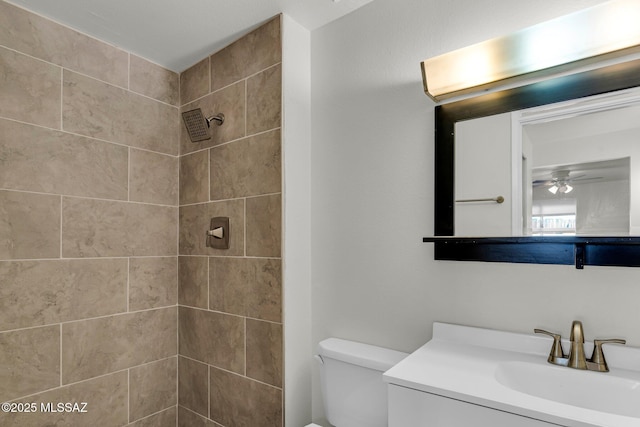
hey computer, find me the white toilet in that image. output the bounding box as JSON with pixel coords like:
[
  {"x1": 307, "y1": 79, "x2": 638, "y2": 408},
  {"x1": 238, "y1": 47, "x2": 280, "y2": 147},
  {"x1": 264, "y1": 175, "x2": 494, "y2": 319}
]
[{"x1": 307, "y1": 337, "x2": 408, "y2": 427}]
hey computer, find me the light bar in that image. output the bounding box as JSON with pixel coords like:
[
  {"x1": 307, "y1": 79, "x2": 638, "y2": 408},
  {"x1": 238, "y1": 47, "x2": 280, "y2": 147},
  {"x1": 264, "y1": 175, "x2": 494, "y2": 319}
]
[{"x1": 421, "y1": 0, "x2": 640, "y2": 102}]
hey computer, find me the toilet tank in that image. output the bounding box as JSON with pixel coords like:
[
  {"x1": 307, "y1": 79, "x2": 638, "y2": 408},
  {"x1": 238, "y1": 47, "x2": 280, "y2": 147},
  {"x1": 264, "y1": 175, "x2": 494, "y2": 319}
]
[{"x1": 317, "y1": 338, "x2": 408, "y2": 427}]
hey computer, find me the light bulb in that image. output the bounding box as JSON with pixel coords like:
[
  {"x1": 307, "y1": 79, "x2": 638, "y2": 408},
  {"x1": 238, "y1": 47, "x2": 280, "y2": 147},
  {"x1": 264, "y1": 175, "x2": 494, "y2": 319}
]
[{"x1": 548, "y1": 185, "x2": 559, "y2": 194}]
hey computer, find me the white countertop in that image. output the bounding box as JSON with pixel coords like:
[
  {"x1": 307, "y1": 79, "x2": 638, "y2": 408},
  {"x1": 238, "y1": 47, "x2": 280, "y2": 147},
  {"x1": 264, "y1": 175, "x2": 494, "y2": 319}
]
[{"x1": 383, "y1": 322, "x2": 640, "y2": 427}]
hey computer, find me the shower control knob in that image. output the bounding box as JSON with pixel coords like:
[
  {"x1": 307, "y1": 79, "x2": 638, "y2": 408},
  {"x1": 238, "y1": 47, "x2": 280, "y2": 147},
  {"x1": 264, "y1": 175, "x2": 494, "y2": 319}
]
[
  {"x1": 207, "y1": 227, "x2": 224, "y2": 239},
  {"x1": 206, "y1": 217, "x2": 229, "y2": 249}
]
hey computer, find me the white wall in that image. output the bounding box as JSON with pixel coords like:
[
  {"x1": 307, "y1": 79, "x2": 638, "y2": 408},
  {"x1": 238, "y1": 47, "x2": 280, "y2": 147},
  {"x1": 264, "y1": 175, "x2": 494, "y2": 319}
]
[
  {"x1": 309, "y1": 0, "x2": 640, "y2": 424},
  {"x1": 282, "y1": 14, "x2": 313, "y2": 427}
]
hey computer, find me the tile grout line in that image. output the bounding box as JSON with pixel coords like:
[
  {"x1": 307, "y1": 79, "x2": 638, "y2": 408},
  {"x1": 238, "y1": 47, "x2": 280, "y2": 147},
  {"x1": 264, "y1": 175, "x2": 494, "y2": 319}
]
[
  {"x1": 0, "y1": 305, "x2": 178, "y2": 335},
  {"x1": 208, "y1": 56, "x2": 211, "y2": 95},
  {"x1": 1, "y1": 3, "x2": 131, "y2": 66},
  {"x1": 59, "y1": 66, "x2": 64, "y2": 130},
  {"x1": 203, "y1": 358, "x2": 283, "y2": 391},
  {"x1": 127, "y1": 406, "x2": 175, "y2": 425},
  {"x1": 7, "y1": 355, "x2": 178, "y2": 403},
  {"x1": 127, "y1": 147, "x2": 131, "y2": 202},
  {"x1": 1, "y1": 43, "x2": 180, "y2": 107},
  {"x1": 59, "y1": 195, "x2": 63, "y2": 258},
  {"x1": 126, "y1": 258, "x2": 130, "y2": 313},
  {"x1": 127, "y1": 368, "x2": 131, "y2": 423},
  {"x1": 175, "y1": 305, "x2": 282, "y2": 326},
  {"x1": 175, "y1": 355, "x2": 179, "y2": 421},
  {"x1": 0, "y1": 186, "x2": 181, "y2": 208},
  {"x1": 181, "y1": 60, "x2": 281, "y2": 108},
  {"x1": 244, "y1": 78, "x2": 248, "y2": 138},
  {"x1": 208, "y1": 142, "x2": 211, "y2": 211},
  {"x1": 59, "y1": 323, "x2": 63, "y2": 387},
  {"x1": 0, "y1": 114, "x2": 180, "y2": 158},
  {"x1": 179, "y1": 126, "x2": 281, "y2": 158},
  {"x1": 0, "y1": 255, "x2": 181, "y2": 263}
]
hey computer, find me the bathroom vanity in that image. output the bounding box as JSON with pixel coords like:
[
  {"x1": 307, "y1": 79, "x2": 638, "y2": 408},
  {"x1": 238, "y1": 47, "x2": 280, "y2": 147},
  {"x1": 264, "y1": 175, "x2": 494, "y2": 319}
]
[{"x1": 383, "y1": 323, "x2": 640, "y2": 427}]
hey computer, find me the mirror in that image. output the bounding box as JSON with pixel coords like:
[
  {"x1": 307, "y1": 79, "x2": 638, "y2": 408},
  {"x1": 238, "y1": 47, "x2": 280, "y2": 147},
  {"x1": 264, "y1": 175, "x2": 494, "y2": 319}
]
[
  {"x1": 453, "y1": 87, "x2": 640, "y2": 237},
  {"x1": 429, "y1": 58, "x2": 640, "y2": 268},
  {"x1": 434, "y1": 58, "x2": 640, "y2": 239}
]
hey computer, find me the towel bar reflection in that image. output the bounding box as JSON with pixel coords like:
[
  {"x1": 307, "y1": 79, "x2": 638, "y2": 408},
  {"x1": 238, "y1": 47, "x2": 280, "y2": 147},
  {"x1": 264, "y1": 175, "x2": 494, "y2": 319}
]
[{"x1": 456, "y1": 196, "x2": 505, "y2": 204}]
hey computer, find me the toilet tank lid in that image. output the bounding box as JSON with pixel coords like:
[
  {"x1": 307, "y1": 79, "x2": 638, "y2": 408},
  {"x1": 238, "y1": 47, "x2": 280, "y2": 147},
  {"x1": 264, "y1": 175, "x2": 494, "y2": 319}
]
[{"x1": 317, "y1": 338, "x2": 408, "y2": 372}]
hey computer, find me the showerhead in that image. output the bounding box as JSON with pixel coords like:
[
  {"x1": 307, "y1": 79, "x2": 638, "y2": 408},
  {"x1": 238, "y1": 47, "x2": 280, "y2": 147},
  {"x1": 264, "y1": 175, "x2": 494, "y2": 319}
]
[{"x1": 181, "y1": 108, "x2": 225, "y2": 143}]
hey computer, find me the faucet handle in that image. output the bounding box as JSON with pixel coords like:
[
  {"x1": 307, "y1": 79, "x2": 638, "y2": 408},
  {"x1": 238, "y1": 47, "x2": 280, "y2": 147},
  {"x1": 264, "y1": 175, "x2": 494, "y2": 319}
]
[
  {"x1": 588, "y1": 339, "x2": 626, "y2": 372},
  {"x1": 534, "y1": 329, "x2": 566, "y2": 363}
]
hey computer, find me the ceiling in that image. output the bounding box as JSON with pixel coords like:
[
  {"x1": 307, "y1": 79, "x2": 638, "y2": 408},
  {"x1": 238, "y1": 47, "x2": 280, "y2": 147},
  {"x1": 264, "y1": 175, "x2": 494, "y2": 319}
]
[{"x1": 6, "y1": 0, "x2": 374, "y2": 72}]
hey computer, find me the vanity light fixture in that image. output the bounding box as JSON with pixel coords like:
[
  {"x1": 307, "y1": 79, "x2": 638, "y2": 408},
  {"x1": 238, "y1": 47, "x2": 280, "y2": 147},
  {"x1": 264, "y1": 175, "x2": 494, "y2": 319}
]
[{"x1": 421, "y1": 0, "x2": 640, "y2": 102}]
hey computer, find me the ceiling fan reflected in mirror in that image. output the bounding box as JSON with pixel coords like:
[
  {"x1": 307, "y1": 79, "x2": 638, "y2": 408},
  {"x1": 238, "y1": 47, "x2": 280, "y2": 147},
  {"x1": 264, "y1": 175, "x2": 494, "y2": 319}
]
[{"x1": 533, "y1": 170, "x2": 603, "y2": 195}]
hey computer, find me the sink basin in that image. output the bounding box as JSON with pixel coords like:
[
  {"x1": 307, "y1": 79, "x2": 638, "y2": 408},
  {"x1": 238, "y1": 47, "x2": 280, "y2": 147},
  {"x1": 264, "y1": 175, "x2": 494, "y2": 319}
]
[
  {"x1": 495, "y1": 361, "x2": 640, "y2": 418},
  {"x1": 384, "y1": 322, "x2": 640, "y2": 427}
]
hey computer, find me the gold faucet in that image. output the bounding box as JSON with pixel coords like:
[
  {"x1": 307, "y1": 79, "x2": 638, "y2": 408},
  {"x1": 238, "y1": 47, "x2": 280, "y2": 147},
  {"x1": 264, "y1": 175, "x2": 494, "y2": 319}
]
[
  {"x1": 568, "y1": 320, "x2": 588, "y2": 369},
  {"x1": 535, "y1": 321, "x2": 626, "y2": 372}
]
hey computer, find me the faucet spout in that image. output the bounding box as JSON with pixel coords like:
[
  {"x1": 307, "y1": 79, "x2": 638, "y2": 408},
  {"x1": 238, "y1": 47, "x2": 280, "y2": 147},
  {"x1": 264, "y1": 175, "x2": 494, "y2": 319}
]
[
  {"x1": 568, "y1": 320, "x2": 587, "y2": 369},
  {"x1": 570, "y1": 320, "x2": 584, "y2": 343}
]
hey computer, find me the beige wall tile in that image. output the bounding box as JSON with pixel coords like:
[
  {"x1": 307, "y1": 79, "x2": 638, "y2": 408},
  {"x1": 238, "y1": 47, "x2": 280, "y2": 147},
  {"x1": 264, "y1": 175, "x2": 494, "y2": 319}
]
[
  {"x1": 246, "y1": 194, "x2": 282, "y2": 257},
  {"x1": 210, "y1": 129, "x2": 281, "y2": 200},
  {"x1": 210, "y1": 16, "x2": 281, "y2": 92},
  {"x1": 0, "y1": 259, "x2": 127, "y2": 332},
  {"x1": 177, "y1": 17, "x2": 284, "y2": 423},
  {"x1": 210, "y1": 367, "x2": 282, "y2": 427},
  {"x1": 180, "y1": 57, "x2": 210, "y2": 106},
  {"x1": 178, "y1": 356, "x2": 208, "y2": 417},
  {"x1": 0, "y1": 191, "x2": 60, "y2": 260},
  {"x1": 63, "y1": 70, "x2": 179, "y2": 155},
  {"x1": 178, "y1": 256, "x2": 208, "y2": 309},
  {"x1": 180, "y1": 82, "x2": 245, "y2": 155},
  {"x1": 0, "y1": 371, "x2": 128, "y2": 427},
  {"x1": 208, "y1": 257, "x2": 244, "y2": 317},
  {"x1": 0, "y1": 326, "x2": 59, "y2": 402},
  {"x1": 246, "y1": 64, "x2": 282, "y2": 135},
  {"x1": 246, "y1": 320, "x2": 283, "y2": 388},
  {"x1": 179, "y1": 199, "x2": 244, "y2": 256},
  {"x1": 130, "y1": 357, "x2": 177, "y2": 422},
  {"x1": 62, "y1": 197, "x2": 177, "y2": 258},
  {"x1": 129, "y1": 257, "x2": 178, "y2": 311},
  {"x1": 130, "y1": 55, "x2": 179, "y2": 106},
  {"x1": 0, "y1": 119, "x2": 128, "y2": 200},
  {"x1": 180, "y1": 150, "x2": 210, "y2": 205},
  {"x1": 0, "y1": 46, "x2": 61, "y2": 128},
  {"x1": 130, "y1": 149, "x2": 179, "y2": 206},
  {"x1": 62, "y1": 307, "x2": 177, "y2": 384},
  {"x1": 0, "y1": 2, "x2": 128, "y2": 87},
  {"x1": 209, "y1": 258, "x2": 281, "y2": 322},
  {"x1": 179, "y1": 307, "x2": 244, "y2": 373},
  {"x1": 178, "y1": 406, "x2": 220, "y2": 427},
  {"x1": 128, "y1": 406, "x2": 177, "y2": 427}
]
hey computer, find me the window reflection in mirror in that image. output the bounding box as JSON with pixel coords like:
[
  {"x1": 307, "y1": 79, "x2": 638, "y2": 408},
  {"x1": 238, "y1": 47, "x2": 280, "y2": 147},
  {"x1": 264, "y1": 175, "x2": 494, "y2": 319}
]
[{"x1": 530, "y1": 158, "x2": 630, "y2": 236}]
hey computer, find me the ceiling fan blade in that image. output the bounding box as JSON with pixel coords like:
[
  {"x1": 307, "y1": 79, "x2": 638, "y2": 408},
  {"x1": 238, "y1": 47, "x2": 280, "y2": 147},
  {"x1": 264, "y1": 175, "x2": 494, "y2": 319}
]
[{"x1": 570, "y1": 176, "x2": 603, "y2": 182}]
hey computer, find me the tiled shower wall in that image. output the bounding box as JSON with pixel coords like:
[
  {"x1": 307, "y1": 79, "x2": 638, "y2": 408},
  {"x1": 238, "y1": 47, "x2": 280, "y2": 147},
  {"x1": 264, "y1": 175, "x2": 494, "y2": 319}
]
[
  {"x1": 0, "y1": 1, "x2": 179, "y2": 426},
  {"x1": 177, "y1": 17, "x2": 284, "y2": 427}
]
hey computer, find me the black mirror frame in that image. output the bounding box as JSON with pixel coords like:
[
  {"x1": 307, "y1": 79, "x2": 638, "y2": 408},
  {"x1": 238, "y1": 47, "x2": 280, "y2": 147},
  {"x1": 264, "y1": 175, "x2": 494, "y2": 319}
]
[{"x1": 427, "y1": 58, "x2": 640, "y2": 269}]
